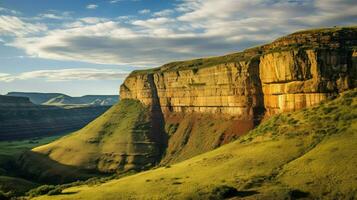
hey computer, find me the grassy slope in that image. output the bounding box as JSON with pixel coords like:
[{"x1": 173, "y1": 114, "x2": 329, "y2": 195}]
[
  {"x1": 0, "y1": 135, "x2": 65, "y2": 159},
  {"x1": 23, "y1": 99, "x2": 159, "y2": 182},
  {"x1": 32, "y1": 99, "x2": 146, "y2": 168},
  {"x1": 34, "y1": 89, "x2": 357, "y2": 200}
]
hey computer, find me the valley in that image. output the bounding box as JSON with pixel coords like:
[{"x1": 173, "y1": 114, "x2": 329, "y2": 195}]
[{"x1": 0, "y1": 95, "x2": 113, "y2": 140}]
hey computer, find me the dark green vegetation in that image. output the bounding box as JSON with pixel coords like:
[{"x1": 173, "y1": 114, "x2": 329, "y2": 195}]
[
  {"x1": 0, "y1": 95, "x2": 110, "y2": 140},
  {"x1": 30, "y1": 89, "x2": 356, "y2": 200},
  {"x1": 0, "y1": 134, "x2": 68, "y2": 199},
  {"x1": 7, "y1": 92, "x2": 119, "y2": 106}
]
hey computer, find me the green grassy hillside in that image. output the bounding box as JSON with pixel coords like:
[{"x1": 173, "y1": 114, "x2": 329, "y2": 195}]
[
  {"x1": 19, "y1": 99, "x2": 164, "y2": 183},
  {"x1": 33, "y1": 89, "x2": 357, "y2": 200}
]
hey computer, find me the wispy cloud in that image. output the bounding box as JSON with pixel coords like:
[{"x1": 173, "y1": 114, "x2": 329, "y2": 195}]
[
  {"x1": 0, "y1": 7, "x2": 21, "y2": 15},
  {"x1": 37, "y1": 13, "x2": 64, "y2": 20},
  {"x1": 138, "y1": 9, "x2": 150, "y2": 14},
  {"x1": 0, "y1": 15, "x2": 47, "y2": 36},
  {"x1": 0, "y1": 68, "x2": 129, "y2": 82},
  {"x1": 109, "y1": 0, "x2": 122, "y2": 3},
  {"x1": 153, "y1": 9, "x2": 174, "y2": 17},
  {"x1": 86, "y1": 4, "x2": 98, "y2": 10}
]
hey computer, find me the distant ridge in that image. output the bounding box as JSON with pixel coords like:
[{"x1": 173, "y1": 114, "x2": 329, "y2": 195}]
[
  {"x1": 6, "y1": 92, "x2": 119, "y2": 106},
  {"x1": 0, "y1": 95, "x2": 111, "y2": 140}
]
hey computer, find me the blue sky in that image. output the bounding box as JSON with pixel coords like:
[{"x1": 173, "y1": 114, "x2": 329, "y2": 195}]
[{"x1": 0, "y1": 0, "x2": 356, "y2": 96}]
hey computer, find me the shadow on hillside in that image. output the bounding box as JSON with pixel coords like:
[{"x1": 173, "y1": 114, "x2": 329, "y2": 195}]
[
  {"x1": 147, "y1": 74, "x2": 169, "y2": 161},
  {"x1": 236, "y1": 190, "x2": 259, "y2": 197},
  {"x1": 17, "y1": 151, "x2": 102, "y2": 184},
  {"x1": 60, "y1": 191, "x2": 79, "y2": 195}
]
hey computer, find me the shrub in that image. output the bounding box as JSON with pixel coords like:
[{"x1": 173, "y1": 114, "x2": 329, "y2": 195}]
[
  {"x1": 209, "y1": 185, "x2": 238, "y2": 199},
  {"x1": 288, "y1": 189, "x2": 309, "y2": 199},
  {"x1": 48, "y1": 187, "x2": 62, "y2": 196},
  {"x1": 0, "y1": 190, "x2": 11, "y2": 200},
  {"x1": 27, "y1": 185, "x2": 56, "y2": 197}
]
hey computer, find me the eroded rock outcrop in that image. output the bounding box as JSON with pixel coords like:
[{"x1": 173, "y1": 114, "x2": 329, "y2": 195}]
[
  {"x1": 121, "y1": 27, "x2": 356, "y2": 116},
  {"x1": 121, "y1": 53, "x2": 263, "y2": 119},
  {"x1": 121, "y1": 27, "x2": 357, "y2": 163}
]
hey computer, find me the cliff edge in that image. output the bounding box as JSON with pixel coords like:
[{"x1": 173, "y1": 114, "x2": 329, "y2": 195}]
[{"x1": 121, "y1": 26, "x2": 356, "y2": 163}]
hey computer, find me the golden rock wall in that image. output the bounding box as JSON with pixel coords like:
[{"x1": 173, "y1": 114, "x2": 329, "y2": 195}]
[{"x1": 121, "y1": 28, "x2": 357, "y2": 120}]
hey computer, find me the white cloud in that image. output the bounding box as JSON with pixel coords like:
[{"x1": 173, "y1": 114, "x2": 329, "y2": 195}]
[
  {"x1": 0, "y1": 73, "x2": 13, "y2": 82},
  {"x1": 37, "y1": 13, "x2": 64, "y2": 20},
  {"x1": 80, "y1": 17, "x2": 108, "y2": 24},
  {"x1": 86, "y1": 4, "x2": 98, "y2": 9},
  {"x1": 138, "y1": 9, "x2": 150, "y2": 14},
  {"x1": 0, "y1": 68, "x2": 129, "y2": 82},
  {"x1": 4, "y1": 0, "x2": 357, "y2": 67},
  {"x1": 0, "y1": 15, "x2": 47, "y2": 36},
  {"x1": 132, "y1": 17, "x2": 175, "y2": 28},
  {"x1": 153, "y1": 9, "x2": 174, "y2": 17},
  {"x1": 109, "y1": 0, "x2": 122, "y2": 3}
]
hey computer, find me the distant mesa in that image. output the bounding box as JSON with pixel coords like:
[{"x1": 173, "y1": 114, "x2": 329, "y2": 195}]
[
  {"x1": 0, "y1": 93, "x2": 114, "y2": 141},
  {"x1": 6, "y1": 92, "x2": 119, "y2": 106}
]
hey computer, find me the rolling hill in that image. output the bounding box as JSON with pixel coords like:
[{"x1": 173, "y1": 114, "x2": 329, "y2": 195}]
[{"x1": 18, "y1": 99, "x2": 166, "y2": 183}]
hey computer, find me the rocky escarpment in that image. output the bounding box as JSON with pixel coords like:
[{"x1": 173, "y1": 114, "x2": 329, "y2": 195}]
[
  {"x1": 21, "y1": 27, "x2": 356, "y2": 180},
  {"x1": 121, "y1": 27, "x2": 357, "y2": 163},
  {"x1": 0, "y1": 95, "x2": 110, "y2": 140},
  {"x1": 122, "y1": 27, "x2": 356, "y2": 116},
  {"x1": 259, "y1": 28, "x2": 356, "y2": 115}
]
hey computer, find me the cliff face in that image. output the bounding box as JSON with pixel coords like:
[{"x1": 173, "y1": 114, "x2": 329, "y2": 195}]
[
  {"x1": 121, "y1": 51, "x2": 264, "y2": 122},
  {"x1": 121, "y1": 27, "x2": 357, "y2": 163},
  {"x1": 121, "y1": 28, "x2": 356, "y2": 116},
  {"x1": 260, "y1": 48, "x2": 355, "y2": 115}
]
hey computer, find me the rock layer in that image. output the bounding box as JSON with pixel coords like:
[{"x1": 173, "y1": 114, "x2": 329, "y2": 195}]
[
  {"x1": 121, "y1": 27, "x2": 357, "y2": 163},
  {"x1": 121, "y1": 27, "x2": 356, "y2": 117}
]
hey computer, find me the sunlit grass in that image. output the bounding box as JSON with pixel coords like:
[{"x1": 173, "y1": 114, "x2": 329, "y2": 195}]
[{"x1": 33, "y1": 89, "x2": 356, "y2": 199}]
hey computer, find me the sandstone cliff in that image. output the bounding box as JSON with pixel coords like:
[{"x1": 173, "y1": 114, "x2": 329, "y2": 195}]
[
  {"x1": 122, "y1": 27, "x2": 356, "y2": 116},
  {"x1": 121, "y1": 27, "x2": 356, "y2": 163}
]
